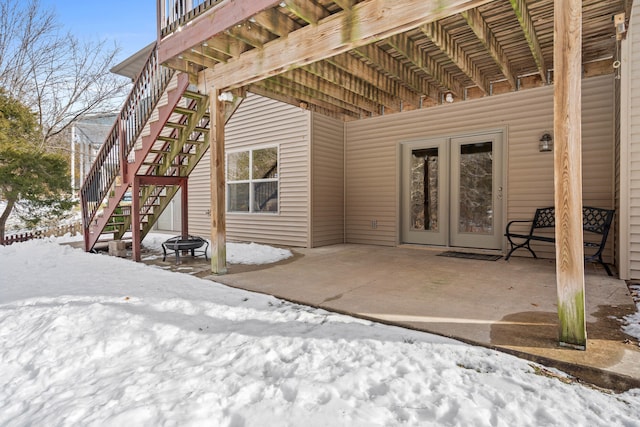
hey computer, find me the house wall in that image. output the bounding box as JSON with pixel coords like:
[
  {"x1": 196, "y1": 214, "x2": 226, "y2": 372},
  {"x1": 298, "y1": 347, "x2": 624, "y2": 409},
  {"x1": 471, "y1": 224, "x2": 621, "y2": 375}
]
[
  {"x1": 624, "y1": 4, "x2": 640, "y2": 280},
  {"x1": 344, "y1": 75, "x2": 615, "y2": 260},
  {"x1": 310, "y1": 113, "x2": 345, "y2": 247},
  {"x1": 188, "y1": 93, "x2": 311, "y2": 247}
]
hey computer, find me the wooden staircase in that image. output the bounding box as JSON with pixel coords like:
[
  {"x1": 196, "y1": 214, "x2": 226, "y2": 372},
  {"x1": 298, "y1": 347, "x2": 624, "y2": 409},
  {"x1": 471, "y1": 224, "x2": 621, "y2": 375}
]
[{"x1": 79, "y1": 44, "x2": 210, "y2": 254}]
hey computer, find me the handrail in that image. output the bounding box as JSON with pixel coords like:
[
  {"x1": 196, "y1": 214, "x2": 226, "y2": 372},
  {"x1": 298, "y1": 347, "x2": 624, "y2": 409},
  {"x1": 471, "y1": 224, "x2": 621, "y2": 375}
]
[
  {"x1": 158, "y1": 0, "x2": 223, "y2": 37},
  {"x1": 80, "y1": 43, "x2": 175, "y2": 235}
]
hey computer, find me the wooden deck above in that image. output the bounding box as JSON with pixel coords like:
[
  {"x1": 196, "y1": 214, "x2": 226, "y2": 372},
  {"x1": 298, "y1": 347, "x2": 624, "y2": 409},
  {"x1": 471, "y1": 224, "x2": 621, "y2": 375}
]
[{"x1": 157, "y1": 0, "x2": 631, "y2": 120}]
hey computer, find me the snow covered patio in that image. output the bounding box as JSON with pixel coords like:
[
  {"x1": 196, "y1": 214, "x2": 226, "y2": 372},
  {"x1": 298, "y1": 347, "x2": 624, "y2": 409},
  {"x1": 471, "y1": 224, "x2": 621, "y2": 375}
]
[
  {"x1": 3, "y1": 237, "x2": 640, "y2": 424},
  {"x1": 172, "y1": 243, "x2": 640, "y2": 390}
]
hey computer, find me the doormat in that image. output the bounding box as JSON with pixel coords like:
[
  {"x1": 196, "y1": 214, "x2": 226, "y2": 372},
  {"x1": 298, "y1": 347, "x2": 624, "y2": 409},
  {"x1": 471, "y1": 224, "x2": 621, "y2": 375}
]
[{"x1": 437, "y1": 251, "x2": 502, "y2": 261}]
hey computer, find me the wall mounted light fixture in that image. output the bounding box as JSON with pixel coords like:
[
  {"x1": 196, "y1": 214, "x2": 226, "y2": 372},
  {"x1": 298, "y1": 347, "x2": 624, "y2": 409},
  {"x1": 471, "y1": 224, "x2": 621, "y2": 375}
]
[
  {"x1": 444, "y1": 92, "x2": 454, "y2": 103},
  {"x1": 217, "y1": 91, "x2": 234, "y2": 102},
  {"x1": 539, "y1": 132, "x2": 553, "y2": 152}
]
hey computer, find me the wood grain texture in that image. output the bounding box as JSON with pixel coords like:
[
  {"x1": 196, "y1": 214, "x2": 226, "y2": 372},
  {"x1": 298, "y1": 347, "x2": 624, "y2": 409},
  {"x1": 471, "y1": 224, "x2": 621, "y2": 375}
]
[
  {"x1": 210, "y1": 90, "x2": 228, "y2": 274},
  {"x1": 553, "y1": 0, "x2": 586, "y2": 348},
  {"x1": 207, "y1": 0, "x2": 493, "y2": 89}
]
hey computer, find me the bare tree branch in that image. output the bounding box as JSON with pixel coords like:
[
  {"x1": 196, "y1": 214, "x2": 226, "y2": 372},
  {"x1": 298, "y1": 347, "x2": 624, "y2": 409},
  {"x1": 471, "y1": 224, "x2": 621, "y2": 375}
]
[{"x1": 0, "y1": 0, "x2": 129, "y2": 150}]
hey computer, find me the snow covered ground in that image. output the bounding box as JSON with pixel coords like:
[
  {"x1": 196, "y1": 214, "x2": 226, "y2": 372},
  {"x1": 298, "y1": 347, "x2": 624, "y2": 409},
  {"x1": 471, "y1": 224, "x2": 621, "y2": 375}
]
[{"x1": 1, "y1": 234, "x2": 640, "y2": 426}]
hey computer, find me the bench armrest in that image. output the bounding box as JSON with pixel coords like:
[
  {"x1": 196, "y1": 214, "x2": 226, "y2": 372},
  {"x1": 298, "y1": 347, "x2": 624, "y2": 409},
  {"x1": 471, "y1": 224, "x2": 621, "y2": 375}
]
[{"x1": 505, "y1": 219, "x2": 533, "y2": 236}]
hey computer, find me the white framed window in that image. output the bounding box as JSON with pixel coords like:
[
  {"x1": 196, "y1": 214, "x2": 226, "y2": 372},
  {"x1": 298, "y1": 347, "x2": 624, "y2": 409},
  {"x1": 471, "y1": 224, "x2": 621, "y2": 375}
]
[{"x1": 227, "y1": 146, "x2": 279, "y2": 213}]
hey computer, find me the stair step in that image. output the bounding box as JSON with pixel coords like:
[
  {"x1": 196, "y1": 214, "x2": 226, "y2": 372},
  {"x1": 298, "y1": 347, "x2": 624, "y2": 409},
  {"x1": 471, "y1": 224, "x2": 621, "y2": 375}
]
[
  {"x1": 165, "y1": 122, "x2": 187, "y2": 129},
  {"x1": 183, "y1": 90, "x2": 206, "y2": 99},
  {"x1": 143, "y1": 162, "x2": 189, "y2": 167},
  {"x1": 157, "y1": 135, "x2": 178, "y2": 142},
  {"x1": 149, "y1": 149, "x2": 197, "y2": 155},
  {"x1": 194, "y1": 126, "x2": 209, "y2": 133},
  {"x1": 173, "y1": 106, "x2": 196, "y2": 115}
]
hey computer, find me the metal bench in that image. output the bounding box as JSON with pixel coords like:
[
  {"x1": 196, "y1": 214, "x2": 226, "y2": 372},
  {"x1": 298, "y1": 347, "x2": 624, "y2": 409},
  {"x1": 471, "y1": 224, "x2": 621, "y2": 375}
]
[
  {"x1": 162, "y1": 235, "x2": 209, "y2": 265},
  {"x1": 504, "y1": 206, "x2": 615, "y2": 276}
]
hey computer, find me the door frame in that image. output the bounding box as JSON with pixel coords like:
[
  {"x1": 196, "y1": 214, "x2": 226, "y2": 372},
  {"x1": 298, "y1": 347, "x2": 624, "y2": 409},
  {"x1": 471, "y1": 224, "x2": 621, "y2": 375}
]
[{"x1": 398, "y1": 127, "x2": 507, "y2": 250}]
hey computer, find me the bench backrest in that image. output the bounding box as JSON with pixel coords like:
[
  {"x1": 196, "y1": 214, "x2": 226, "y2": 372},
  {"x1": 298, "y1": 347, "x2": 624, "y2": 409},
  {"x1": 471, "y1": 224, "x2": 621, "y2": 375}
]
[
  {"x1": 532, "y1": 207, "x2": 556, "y2": 229},
  {"x1": 531, "y1": 206, "x2": 614, "y2": 237}
]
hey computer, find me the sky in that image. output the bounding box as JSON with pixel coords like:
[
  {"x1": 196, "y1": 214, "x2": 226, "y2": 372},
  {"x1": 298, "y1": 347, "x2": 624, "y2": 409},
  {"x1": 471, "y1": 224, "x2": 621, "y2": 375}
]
[
  {"x1": 39, "y1": 0, "x2": 157, "y2": 63},
  {"x1": 1, "y1": 234, "x2": 640, "y2": 426}
]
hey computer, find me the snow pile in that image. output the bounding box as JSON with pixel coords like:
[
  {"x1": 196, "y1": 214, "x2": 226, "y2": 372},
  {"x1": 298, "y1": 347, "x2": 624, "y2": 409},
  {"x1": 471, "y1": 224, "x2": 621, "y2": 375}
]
[
  {"x1": 1, "y1": 239, "x2": 639, "y2": 426},
  {"x1": 142, "y1": 233, "x2": 293, "y2": 265},
  {"x1": 624, "y1": 283, "x2": 640, "y2": 341}
]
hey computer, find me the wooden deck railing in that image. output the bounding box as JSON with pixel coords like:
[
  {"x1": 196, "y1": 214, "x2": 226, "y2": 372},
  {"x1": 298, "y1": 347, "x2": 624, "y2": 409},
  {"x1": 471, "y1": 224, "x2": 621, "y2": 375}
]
[
  {"x1": 79, "y1": 43, "x2": 175, "y2": 233},
  {"x1": 158, "y1": 0, "x2": 223, "y2": 37}
]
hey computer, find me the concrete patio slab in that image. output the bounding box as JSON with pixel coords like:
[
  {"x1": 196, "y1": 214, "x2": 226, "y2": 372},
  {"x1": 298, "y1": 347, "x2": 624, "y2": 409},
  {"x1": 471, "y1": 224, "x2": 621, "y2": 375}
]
[{"x1": 187, "y1": 244, "x2": 640, "y2": 391}]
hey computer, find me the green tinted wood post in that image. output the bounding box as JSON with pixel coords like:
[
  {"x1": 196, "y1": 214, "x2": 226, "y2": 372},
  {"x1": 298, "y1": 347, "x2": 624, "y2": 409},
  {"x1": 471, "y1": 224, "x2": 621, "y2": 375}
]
[
  {"x1": 553, "y1": 0, "x2": 586, "y2": 349},
  {"x1": 210, "y1": 88, "x2": 227, "y2": 275}
]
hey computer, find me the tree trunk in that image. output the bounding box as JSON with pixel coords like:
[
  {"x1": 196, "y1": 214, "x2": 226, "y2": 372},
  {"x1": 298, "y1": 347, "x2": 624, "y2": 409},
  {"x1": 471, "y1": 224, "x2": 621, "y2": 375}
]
[{"x1": 0, "y1": 198, "x2": 16, "y2": 244}]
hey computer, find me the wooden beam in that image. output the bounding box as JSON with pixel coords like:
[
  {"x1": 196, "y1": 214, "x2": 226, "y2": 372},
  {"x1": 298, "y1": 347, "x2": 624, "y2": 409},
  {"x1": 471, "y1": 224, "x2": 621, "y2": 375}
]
[
  {"x1": 253, "y1": 7, "x2": 301, "y2": 37},
  {"x1": 386, "y1": 34, "x2": 464, "y2": 97},
  {"x1": 461, "y1": 7, "x2": 517, "y2": 90},
  {"x1": 158, "y1": 0, "x2": 281, "y2": 64},
  {"x1": 421, "y1": 20, "x2": 489, "y2": 94},
  {"x1": 226, "y1": 21, "x2": 275, "y2": 49},
  {"x1": 509, "y1": 0, "x2": 548, "y2": 84},
  {"x1": 180, "y1": 50, "x2": 222, "y2": 70},
  {"x1": 333, "y1": 0, "x2": 355, "y2": 10},
  {"x1": 207, "y1": 0, "x2": 494, "y2": 90},
  {"x1": 353, "y1": 44, "x2": 438, "y2": 101},
  {"x1": 204, "y1": 34, "x2": 247, "y2": 58},
  {"x1": 164, "y1": 57, "x2": 203, "y2": 77},
  {"x1": 282, "y1": 0, "x2": 329, "y2": 25},
  {"x1": 554, "y1": 0, "x2": 586, "y2": 349},
  {"x1": 189, "y1": 46, "x2": 230, "y2": 65},
  {"x1": 209, "y1": 89, "x2": 227, "y2": 275}
]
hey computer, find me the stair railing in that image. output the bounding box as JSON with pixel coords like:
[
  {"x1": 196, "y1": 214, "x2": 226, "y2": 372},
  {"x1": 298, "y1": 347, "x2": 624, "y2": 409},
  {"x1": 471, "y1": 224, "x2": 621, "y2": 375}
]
[{"x1": 80, "y1": 43, "x2": 175, "y2": 240}]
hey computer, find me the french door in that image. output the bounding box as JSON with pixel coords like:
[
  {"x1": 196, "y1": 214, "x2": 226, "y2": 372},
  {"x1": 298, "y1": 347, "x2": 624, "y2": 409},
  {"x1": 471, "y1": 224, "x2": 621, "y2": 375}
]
[{"x1": 401, "y1": 131, "x2": 503, "y2": 250}]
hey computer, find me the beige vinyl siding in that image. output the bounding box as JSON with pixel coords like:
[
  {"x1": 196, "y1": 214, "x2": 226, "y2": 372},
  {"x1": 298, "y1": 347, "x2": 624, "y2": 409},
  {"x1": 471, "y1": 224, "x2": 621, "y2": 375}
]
[
  {"x1": 187, "y1": 148, "x2": 211, "y2": 235},
  {"x1": 310, "y1": 113, "x2": 345, "y2": 247},
  {"x1": 188, "y1": 93, "x2": 310, "y2": 247},
  {"x1": 345, "y1": 75, "x2": 614, "y2": 260},
  {"x1": 628, "y1": 4, "x2": 640, "y2": 279}
]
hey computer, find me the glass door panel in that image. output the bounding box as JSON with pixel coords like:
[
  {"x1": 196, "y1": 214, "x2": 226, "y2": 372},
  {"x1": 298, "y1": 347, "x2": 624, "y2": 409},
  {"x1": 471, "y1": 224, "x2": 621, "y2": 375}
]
[
  {"x1": 410, "y1": 147, "x2": 439, "y2": 232},
  {"x1": 450, "y1": 133, "x2": 503, "y2": 249},
  {"x1": 401, "y1": 140, "x2": 447, "y2": 245},
  {"x1": 458, "y1": 142, "x2": 493, "y2": 234}
]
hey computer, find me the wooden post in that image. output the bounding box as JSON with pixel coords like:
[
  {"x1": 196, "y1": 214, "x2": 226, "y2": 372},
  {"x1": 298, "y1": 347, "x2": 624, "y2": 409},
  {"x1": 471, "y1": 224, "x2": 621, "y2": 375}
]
[
  {"x1": 554, "y1": 0, "x2": 586, "y2": 349},
  {"x1": 210, "y1": 89, "x2": 227, "y2": 274},
  {"x1": 131, "y1": 177, "x2": 141, "y2": 262},
  {"x1": 180, "y1": 177, "x2": 189, "y2": 236}
]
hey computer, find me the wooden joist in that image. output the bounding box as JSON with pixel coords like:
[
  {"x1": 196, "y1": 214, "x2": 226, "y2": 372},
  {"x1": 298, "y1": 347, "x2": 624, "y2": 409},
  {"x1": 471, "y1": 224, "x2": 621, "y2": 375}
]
[
  {"x1": 421, "y1": 20, "x2": 489, "y2": 94},
  {"x1": 207, "y1": 0, "x2": 494, "y2": 90},
  {"x1": 509, "y1": 0, "x2": 548, "y2": 83},
  {"x1": 386, "y1": 34, "x2": 464, "y2": 97},
  {"x1": 328, "y1": 53, "x2": 422, "y2": 109},
  {"x1": 353, "y1": 44, "x2": 437, "y2": 101},
  {"x1": 282, "y1": 0, "x2": 329, "y2": 24},
  {"x1": 461, "y1": 7, "x2": 517, "y2": 90}
]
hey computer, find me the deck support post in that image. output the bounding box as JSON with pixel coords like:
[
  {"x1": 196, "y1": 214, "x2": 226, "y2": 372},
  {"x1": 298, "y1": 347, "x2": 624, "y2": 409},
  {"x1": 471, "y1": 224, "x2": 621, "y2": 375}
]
[
  {"x1": 210, "y1": 88, "x2": 227, "y2": 274},
  {"x1": 132, "y1": 176, "x2": 141, "y2": 262},
  {"x1": 181, "y1": 177, "x2": 189, "y2": 237},
  {"x1": 553, "y1": 0, "x2": 586, "y2": 349}
]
